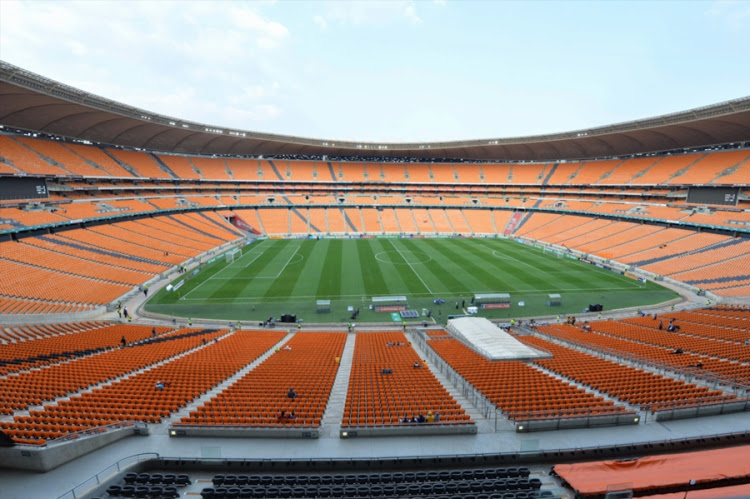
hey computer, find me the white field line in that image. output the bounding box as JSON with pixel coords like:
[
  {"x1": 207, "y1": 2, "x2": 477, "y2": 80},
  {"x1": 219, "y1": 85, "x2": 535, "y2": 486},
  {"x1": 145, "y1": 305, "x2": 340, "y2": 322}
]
[
  {"x1": 177, "y1": 286, "x2": 641, "y2": 302},
  {"x1": 255, "y1": 244, "x2": 301, "y2": 279},
  {"x1": 181, "y1": 244, "x2": 266, "y2": 299},
  {"x1": 486, "y1": 241, "x2": 641, "y2": 289},
  {"x1": 388, "y1": 239, "x2": 433, "y2": 294}
]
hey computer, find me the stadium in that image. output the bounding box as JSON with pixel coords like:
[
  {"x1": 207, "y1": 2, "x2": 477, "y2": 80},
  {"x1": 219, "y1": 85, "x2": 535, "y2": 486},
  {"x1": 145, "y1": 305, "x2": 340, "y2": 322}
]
[{"x1": 0, "y1": 48, "x2": 750, "y2": 499}]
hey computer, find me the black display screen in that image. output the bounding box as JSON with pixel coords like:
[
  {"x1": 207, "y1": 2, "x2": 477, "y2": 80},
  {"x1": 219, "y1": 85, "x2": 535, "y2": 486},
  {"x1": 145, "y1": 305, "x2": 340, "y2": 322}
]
[
  {"x1": 0, "y1": 177, "x2": 49, "y2": 201},
  {"x1": 686, "y1": 187, "x2": 739, "y2": 206}
]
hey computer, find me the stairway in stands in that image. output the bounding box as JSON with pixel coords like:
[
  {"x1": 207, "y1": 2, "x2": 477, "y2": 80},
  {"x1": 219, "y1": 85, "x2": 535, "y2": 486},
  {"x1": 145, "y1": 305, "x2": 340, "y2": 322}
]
[
  {"x1": 408, "y1": 331, "x2": 492, "y2": 431},
  {"x1": 320, "y1": 333, "x2": 357, "y2": 437}
]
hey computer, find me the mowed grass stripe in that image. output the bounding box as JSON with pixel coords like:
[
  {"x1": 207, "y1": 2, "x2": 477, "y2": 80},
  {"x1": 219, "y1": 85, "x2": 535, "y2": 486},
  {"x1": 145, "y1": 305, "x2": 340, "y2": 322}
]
[
  {"x1": 478, "y1": 238, "x2": 563, "y2": 275},
  {"x1": 472, "y1": 239, "x2": 586, "y2": 291},
  {"x1": 484, "y1": 238, "x2": 638, "y2": 289},
  {"x1": 418, "y1": 240, "x2": 490, "y2": 293},
  {"x1": 383, "y1": 239, "x2": 432, "y2": 295},
  {"x1": 369, "y1": 239, "x2": 414, "y2": 296},
  {"x1": 386, "y1": 239, "x2": 438, "y2": 293},
  {"x1": 339, "y1": 239, "x2": 367, "y2": 299},
  {"x1": 316, "y1": 239, "x2": 343, "y2": 297},
  {"x1": 183, "y1": 238, "x2": 646, "y2": 303},
  {"x1": 204, "y1": 240, "x2": 286, "y2": 299},
  {"x1": 288, "y1": 240, "x2": 327, "y2": 299},
  {"x1": 449, "y1": 239, "x2": 544, "y2": 291},
  {"x1": 431, "y1": 238, "x2": 523, "y2": 291},
  {"x1": 263, "y1": 241, "x2": 309, "y2": 298},
  {"x1": 399, "y1": 238, "x2": 468, "y2": 294},
  {"x1": 356, "y1": 239, "x2": 390, "y2": 296}
]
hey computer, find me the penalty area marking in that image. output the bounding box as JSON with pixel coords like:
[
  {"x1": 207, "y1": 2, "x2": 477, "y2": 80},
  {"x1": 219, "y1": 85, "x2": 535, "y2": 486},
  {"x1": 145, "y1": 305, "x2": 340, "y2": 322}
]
[
  {"x1": 489, "y1": 245, "x2": 641, "y2": 288},
  {"x1": 254, "y1": 244, "x2": 303, "y2": 279},
  {"x1": 208, "y1": 251, "x2": 267, "y2": 279},
  {"x1": 182, "y1": 250, "x2": 267, "y2": 299},
  {"x1": 210, "y1": 252, "x2": 305, "y2": 279}
]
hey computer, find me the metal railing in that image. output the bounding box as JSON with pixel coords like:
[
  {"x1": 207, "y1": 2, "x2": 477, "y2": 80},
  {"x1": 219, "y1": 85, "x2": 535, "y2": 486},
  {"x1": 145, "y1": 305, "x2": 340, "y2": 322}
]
[{"x1": 56, "y1": 452, "x2": 159, "y2": 499}]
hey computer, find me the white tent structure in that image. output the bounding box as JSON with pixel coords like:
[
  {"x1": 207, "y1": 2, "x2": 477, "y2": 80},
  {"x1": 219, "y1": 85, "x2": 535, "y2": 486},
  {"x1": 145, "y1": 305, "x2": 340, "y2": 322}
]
[{"x1": 445, "y1": 317, "x2": 550, "y2": 361}]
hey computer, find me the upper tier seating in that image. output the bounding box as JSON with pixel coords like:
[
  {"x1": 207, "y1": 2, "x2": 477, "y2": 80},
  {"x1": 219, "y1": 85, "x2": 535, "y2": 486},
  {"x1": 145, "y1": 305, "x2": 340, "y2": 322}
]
[
  {"x1": 3, "y1": 134, "x2": 749, "y2": 298},
  {"x1": 0, "y1": 135, "x2": 70, "y2": 175},
  {"x1": 15, "y1": 137, "x2": 107, "y2": 176},
  {"x1": 63, "y1": 143, "x2": 134, "y2": 176}
]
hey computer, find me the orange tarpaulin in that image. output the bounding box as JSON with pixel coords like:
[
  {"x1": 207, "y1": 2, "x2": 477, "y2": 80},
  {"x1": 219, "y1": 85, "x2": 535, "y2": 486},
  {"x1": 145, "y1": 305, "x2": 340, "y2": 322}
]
[
  {"x1": 553, "y1": 445, "x2": 750, "y2": 496},
  {"x1": 639, "y1": 483, "x2": 750, "y2": 499}
]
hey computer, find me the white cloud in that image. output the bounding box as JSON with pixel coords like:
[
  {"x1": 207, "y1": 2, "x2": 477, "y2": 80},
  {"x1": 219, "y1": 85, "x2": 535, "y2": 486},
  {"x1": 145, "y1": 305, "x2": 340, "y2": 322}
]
[
  {"x1": 705, "y1": 0, "x2": 750, "y2": 29},
  {"x1": 404, "y1": 5, "x2": 422, "y2": 24},
  {"x1": 66, "y1": 40, "x2": 88, "y2": 57},
  {"x1": 239, "y1": 83, "x2": 280, "y2": 100},
  {"x1": 0, "y1": 1, "x2": 293, "y2": 129},
  {"x1": 223, "y1": 103, "x2": 283, "y2": 124},
  {"x1": 313, "y1": 14, "x2": 328, "y2": 30},
  {"x1": 317, "y1": 1, "x2": 424, "y2": 26},
  {"x1": 230, "y1": 5, "x2": 289, "y2": 48}
]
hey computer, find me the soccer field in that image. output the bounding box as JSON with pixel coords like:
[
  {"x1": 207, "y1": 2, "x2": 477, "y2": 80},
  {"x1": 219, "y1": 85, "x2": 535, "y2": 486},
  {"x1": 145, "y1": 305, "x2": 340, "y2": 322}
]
[{"x1": 146, "y1": 237, "x2": 678, "y2": 323}]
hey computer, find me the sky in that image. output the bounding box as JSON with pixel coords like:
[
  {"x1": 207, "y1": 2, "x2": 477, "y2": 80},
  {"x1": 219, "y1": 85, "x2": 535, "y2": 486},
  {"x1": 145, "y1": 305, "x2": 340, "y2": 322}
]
[{"x1": 1, "y1": 0, "x2": 749, "y2": 143}]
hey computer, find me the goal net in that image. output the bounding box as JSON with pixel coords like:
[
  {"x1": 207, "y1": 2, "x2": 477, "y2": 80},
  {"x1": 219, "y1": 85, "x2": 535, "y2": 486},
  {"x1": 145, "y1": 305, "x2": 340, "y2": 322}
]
[
  {"x1": 225, "y1": 247, "x2": 242, "y2": 264},
  {"x1": 543, "y1": 246, "x2": 564, "y2": 258}
]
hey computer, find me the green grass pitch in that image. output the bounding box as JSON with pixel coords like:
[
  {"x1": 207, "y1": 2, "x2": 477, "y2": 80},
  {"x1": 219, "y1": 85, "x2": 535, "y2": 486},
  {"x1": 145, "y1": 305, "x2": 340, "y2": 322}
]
[{"x1": 146, "y1": 237, "x2": 678, "y2": 324}]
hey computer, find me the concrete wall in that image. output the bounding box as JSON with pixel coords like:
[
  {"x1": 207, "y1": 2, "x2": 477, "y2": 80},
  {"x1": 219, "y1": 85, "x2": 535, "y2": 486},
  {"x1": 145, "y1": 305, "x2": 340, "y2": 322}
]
[{"x1": 0, "y1": 427, "x2": 146, "y2": 472}]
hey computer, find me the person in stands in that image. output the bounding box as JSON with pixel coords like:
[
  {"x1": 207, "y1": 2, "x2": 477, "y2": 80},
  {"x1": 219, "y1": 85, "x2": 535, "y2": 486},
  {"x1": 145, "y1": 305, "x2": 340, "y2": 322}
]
[{"x1": 287, "y1": 387, "x2": 297, "y2": 399}]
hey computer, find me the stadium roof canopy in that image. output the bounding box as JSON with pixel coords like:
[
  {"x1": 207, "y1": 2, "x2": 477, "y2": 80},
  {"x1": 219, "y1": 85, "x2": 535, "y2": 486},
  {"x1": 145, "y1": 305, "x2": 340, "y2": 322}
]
[{"x1": 2, "y1": 60, "x2": 750, "y2": 162}]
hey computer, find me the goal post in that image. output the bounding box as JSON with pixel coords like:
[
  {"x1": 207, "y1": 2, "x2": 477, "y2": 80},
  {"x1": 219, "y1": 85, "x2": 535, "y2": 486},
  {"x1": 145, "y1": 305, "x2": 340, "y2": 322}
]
[
  {"x1": 543, "y1": 246, "x2": 564, "y2": 258},
  {"x1": 225, "y1": 247, "x2": 242, "y2": 264}
]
